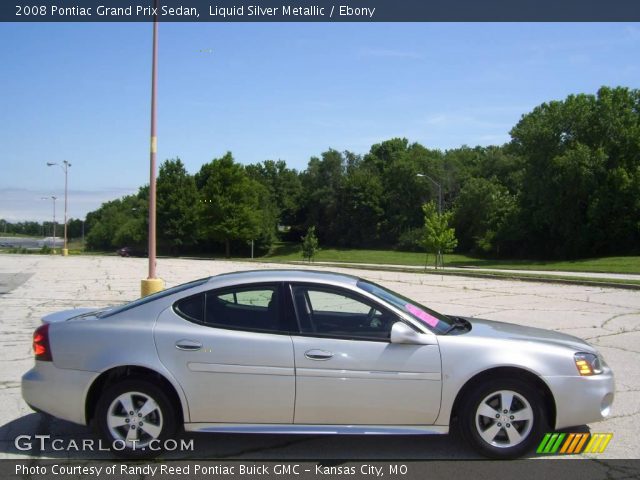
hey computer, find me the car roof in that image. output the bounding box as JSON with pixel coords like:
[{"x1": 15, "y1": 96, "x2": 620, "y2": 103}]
[{"x1": 206, "y1": 269, "x2": 361, "y2": 287}]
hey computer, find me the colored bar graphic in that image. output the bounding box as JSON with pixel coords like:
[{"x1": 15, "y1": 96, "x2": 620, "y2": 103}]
[
  {"x1": 544, "y1": 433, "x2": 559, "y2": 453},
  {"x1": 567, "y1": 433, "x2": 589, "y2": 453},
  {"x1": 584, "y1": 433, "x2": 613, "y2": 453},
  {"x1": 598, "y1": 434, "x2": 613, "y2": 453},
  {"x1": 537, "y1": 433, "x2": 613, "y2": 455},
  {"x1": 559, "y1": 433, "x2": 575, "y2": 454},
  {"x1": 574, "y1": 433, "x2": 590, "y2": 453},
  {"x1": 537, "y1": 433, "x2": 552, "y2": 453},
  {"x1": 551, "y1": 433, "x2": 566, "y2": 453}
]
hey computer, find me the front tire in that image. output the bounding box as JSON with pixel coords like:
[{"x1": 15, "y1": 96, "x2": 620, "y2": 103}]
[
  {"x1": 95, "y1": 379, "x2": 177, "y2": 458},
  {"x1": 459, "y1": 378, "x2": 546, "y2": 459}
]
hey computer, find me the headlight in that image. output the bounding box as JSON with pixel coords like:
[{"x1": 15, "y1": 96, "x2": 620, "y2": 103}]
[{"x1": 574, "y1": 352, "x2": 603, "y2": 376}]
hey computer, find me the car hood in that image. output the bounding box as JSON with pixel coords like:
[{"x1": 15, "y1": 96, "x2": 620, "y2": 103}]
[
  {"x1": 42, "y1": 307, "x2": 112, "y2": 323},
  {"x1": 459, "y1": 317, "x2": 596, "y2": 353}
]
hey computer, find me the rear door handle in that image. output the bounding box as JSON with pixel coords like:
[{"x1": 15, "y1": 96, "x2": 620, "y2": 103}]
[
  {"x1": 305, "y1": 349, "x2": 333, "y2": 361},
  {"x1": 175, "y1": 339, "x2": 202, "y2": 351}
]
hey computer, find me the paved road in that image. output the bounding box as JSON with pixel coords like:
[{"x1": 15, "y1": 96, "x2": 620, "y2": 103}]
[{"x1": 0, "y1": 255, "x2": 638, "y2": 460}]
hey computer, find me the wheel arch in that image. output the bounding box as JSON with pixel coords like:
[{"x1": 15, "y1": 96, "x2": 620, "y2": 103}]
[
  {"x1": 85, "y1": 365, "x2": 186, "y2": 427},
  {"x1": 450, "y1": 366, "x2": 556, "y2": 429}
]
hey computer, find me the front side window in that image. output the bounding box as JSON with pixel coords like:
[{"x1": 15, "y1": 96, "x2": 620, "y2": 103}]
[
  {"x1": 291, "y1": 285, "x2": 397, "y2": 340},
  {"x1": 174, "y1": 284, "x2": 283, "y2": 333},
  {"x1": 357, "y1": 280, "x2": 452, "y2": 334}
]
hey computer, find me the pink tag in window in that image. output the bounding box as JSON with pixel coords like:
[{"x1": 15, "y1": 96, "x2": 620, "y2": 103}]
[{"x1": 406, "y1": 303, "x2": 439, "y2": 328}]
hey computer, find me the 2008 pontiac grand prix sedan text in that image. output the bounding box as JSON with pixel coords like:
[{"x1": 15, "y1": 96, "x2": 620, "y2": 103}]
[{"x1": 22, "y1": 270, "x2": 614, "y2": 458}]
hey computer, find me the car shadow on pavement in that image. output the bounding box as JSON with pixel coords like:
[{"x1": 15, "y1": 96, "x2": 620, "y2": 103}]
[{"x1": 0, "y1": 413, "x2": 487, "y2": 460}]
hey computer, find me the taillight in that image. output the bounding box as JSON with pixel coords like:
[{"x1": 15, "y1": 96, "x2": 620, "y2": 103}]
[{"x1": 33, "y1": 324, "x2": 52, "y2": 361}]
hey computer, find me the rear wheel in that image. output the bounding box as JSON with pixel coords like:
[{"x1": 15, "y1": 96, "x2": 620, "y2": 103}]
[
  {"x1": 459, "y1": 378, "x2": 546, "y2": 459},
  {"x1": 95, "y1": 380, "x2": 176, "y2": 458}
]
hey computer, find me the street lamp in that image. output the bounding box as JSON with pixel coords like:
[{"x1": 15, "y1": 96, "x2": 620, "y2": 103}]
[
  {"x1": 417, "y1": 173, "x2": 444, "y2": 268},
  {"x1": 41, "y1": 196, "x2": 57, "y2": 253},
  {"x1": 416, "y1": 173, "x2": 442, "y2": 215},
  {"x1": 141, "y1": 0, "x2": 164, "y2": 297},
  {"x1": 47, "y1": 160, "x2": 71, "y2": 256}
]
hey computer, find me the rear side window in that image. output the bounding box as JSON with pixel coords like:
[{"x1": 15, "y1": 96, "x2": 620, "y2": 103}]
[
  {"x1": 99, "y1": 277, "x2": 209, "y2": 319},
  {"x1": 174, "y1": 284, "x2": 284, "y2": 333},
  {"x1": 174, "y1": 293, "x2": 205, "y2": 322}
]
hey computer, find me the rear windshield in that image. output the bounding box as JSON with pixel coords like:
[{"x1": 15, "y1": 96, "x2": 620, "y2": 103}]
[
  {"x1": 97, "y1": 278, "x2": 209, "y2": 318},
  {"x1": 357, "y1": 280, "x2": 452, "y2": 334}
]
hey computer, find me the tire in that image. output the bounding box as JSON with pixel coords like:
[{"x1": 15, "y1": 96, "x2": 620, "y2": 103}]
[
  {"x1": 459, "y1": 378, "x2": 546, "y2": 459},
  {"x1": 95, "y1": 379, "x2": 177, "y2": 458}
]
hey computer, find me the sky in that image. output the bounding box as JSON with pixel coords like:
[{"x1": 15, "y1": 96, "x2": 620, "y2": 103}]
[{"x1": 1, "y1": 22, "x2": 639, "y2": 221}]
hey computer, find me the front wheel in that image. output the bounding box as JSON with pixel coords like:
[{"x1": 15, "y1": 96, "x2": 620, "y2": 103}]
[
  {"x1": 95, "y1": 380, "x2": 177, "y2": 458},
  {"x1": 459, "y1": 378, "x2": 546, "y2": 459}
]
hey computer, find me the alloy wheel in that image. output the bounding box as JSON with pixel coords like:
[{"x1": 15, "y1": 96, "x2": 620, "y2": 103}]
[{"x1": 474, "y1": 389, "x2": 534, "y2": 448}]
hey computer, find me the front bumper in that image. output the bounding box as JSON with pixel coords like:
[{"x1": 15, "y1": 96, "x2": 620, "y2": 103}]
[
  {"x1": 544, "y1": 370, "x2": 615, "y2": 430},
  {"x1": 22, "y1": 361, "x2": 98, "y2": 426}
]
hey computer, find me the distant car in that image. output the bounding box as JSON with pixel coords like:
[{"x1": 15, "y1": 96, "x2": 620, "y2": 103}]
[
  {"x1": 116, "y1": 246, "x2": 146, "y2": 257},
  {"x1": 22, "y1": 270, "x2": 614, "y2": 458}
]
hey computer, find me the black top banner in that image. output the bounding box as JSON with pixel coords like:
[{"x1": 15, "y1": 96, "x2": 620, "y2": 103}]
[{"x1": 3, "y1": 0, "x2": 640, "y2": 22}]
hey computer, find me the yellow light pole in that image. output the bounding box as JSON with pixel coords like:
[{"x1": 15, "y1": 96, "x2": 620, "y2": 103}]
[{"x1": 141, "y1": 0, "x2": 164, "y2": 297}]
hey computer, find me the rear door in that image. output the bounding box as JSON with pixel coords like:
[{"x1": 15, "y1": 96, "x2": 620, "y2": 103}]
[
  {"x1": 289, "y1": 284, "x2": 442, "y2": 425},
  {"x1": 154, "y1": 283, "x2": 295, "y2": 424}
]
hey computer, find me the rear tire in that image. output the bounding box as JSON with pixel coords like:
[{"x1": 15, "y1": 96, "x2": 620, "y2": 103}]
[
  {"x1": 95, "y1": 379, "x2": 177, "y2": 458},
  {"x1": 459, "y1": 378, "x2": 546, "y2": 459}
]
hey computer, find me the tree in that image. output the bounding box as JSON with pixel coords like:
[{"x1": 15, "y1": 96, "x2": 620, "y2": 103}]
[
  {"x1": 301, "y1": 226, "x2": 319, "y2": 263},
  {"x1": 423, "y1": 201, "x2": 457, "y2": 269},
  {"x1": 453, "y1": 177, "x2": 517, "y2": 256},
  {"x1": 196, "y1": 153, "x2": 274, "y2": 257},
  {"x1": 66, "y1": 218, "x2": 84, "y2": 239},
  {"x1": 85, "y1": 190, "x2": 147, "y2": 251},
  {"x1": 509, "y1": 86, "x2": 640, "y2": 257},
  {"x1": 334, "y1": 165, "x2": 384, "y2": 247},
  {"x1": 157, "y1": 158, "x2": 199, "y2": 254},
  {"x1": 246, "y1": 159, "x2": 302, "y2": 227},
  {"x1": 298, "y1": 149, "x2": 345, "y2": 244}
]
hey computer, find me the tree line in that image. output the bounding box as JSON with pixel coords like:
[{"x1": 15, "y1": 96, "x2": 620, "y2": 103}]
[
  {"x1": 0, "y1": 219, "x2": 85, "y2": 239},
  {"x1": 81, "y1": 86, "x2": 640, "y2": 259}
]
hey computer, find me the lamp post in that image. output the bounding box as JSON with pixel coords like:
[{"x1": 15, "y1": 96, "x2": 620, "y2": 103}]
[
  {"x1": 416, "y1": 173, "x2": 442, "y2": 215},
  {"x1": 141, "y1": 0, "x2": 164, "y2": 297},
  {"x1": 41, "y1": 196, "x2": 57, "y2": 253},
  {"x1": 417, "y1": 173, "x2": 443, "y2": 268},
  {"x1": 47, "y1": 160, "x2": 71, "y2": 256}
]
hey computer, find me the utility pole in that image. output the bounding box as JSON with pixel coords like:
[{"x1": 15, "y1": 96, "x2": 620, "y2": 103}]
[
  {"x1": 141, "y1": 0, "x2": 164, "y2": 297},
  {"x1": 47, "y1": 160, "x2": 71, "y2": 255}
]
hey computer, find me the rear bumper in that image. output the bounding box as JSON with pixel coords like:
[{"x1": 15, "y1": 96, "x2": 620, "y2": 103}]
[
  {"x1": 544, "y1": 370, "x2": 615, "y2": 429},
  {"x1": 22, "y1": 361, "x2": 98, "y2": 426}
]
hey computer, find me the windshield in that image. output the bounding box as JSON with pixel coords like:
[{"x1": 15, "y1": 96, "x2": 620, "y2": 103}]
[
  {"x1": 357, "y1": 280, "x2": 453, "y2": 334},
  {"x1": 97, "y1": 277, "x2": 210, "y2": 318}
]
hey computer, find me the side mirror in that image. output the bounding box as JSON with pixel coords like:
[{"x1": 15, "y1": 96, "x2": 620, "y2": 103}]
[{"x1": 390, "y1": 322, "x2": 436, "y2": 345}]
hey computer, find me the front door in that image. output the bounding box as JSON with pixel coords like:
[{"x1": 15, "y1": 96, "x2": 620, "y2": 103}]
[{"x1": 290, "y1": 284, "x2": 442, "y2": 425}]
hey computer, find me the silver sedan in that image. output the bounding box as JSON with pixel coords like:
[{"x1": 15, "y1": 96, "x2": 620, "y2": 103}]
[{"x1": 22, "y1": 270, "x2": 614, "y2": 458}]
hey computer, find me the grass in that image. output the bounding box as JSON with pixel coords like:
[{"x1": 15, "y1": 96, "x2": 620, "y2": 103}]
[
  {"x1": 446, "y1": 256, "x2": 640, "y2": 274},
  {"x1": 265, "y1": 243, "x2": 640, "y2": 275}
]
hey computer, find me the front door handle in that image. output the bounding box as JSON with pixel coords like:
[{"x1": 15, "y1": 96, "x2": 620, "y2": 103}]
[
  {"x1": 175, "y1": 339, "x2": 202, "y2": 351},
  {"x1": 305, "y1": 349, "x2": 333, "y2": 361}
]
